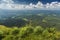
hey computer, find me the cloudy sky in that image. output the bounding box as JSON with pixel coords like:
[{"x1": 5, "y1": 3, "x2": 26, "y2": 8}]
[{"x1": 0, "y1": 0, "x2": 60, "y2": 10}]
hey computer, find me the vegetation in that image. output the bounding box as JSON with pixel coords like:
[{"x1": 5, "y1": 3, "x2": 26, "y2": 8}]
[
  {"x1": 0, "y1": 13, "x2": 60, "y2": 30},
  {"x1": 0, "y1": 25, "x2": 59, "y2": 40},
  {"x1": 0, "y1": 10, "x2": 60, "y2": 40}
]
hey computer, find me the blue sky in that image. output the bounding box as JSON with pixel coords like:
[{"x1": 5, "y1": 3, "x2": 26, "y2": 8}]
[
  {"x1": 0, "y1": 0, "x2": 60, "y2": 10},
  {"x1": 13, "y1": 0, "x2": 60, "y2": 4}
]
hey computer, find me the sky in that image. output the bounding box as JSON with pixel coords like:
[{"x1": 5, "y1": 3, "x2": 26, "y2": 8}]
[
  {"x1": 0, "y1": 0, "x2": 60, "y2": 10},
  {"x1": 13, "y1": 0, "x2": 60, "y2": 4}
]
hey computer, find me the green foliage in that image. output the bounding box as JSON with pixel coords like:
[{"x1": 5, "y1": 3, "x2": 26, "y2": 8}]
[
  {"x1": 0, "y1": 13, "x2": 60, "y2": 30},
  {"x1": 0, "y1": 25, "x2": 59, "y2": 40},
  {"x1": 34, "y1": 26, "x2": 44, "y2": 35}
]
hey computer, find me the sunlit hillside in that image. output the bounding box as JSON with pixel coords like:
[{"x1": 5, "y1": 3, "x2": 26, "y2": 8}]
[{"x1": 0, "y1": 25, "x2": 60, "y2": 40}]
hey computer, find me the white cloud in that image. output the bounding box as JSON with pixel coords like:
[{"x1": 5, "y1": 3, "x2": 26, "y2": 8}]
[
  {"x1": 35, "y1": 1, "x2": 44, "y2": 8},
  {"x1": 45, "y1": 1, "x2": 60, "y2": 9},
  {"x1": 1, "y1": 0, "x2": 14, "y2": 4},
  {"x1": 0, "y1": 0, "x2": 60, "y2": 10}
]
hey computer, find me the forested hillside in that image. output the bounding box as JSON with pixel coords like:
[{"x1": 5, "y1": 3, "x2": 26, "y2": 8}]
[
  {"x1": 0, "y1": 12, "x2": 60, "y2": 30},
  {"x1": 0, "y1": 10, "x2": 60, "y2": 40}
]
